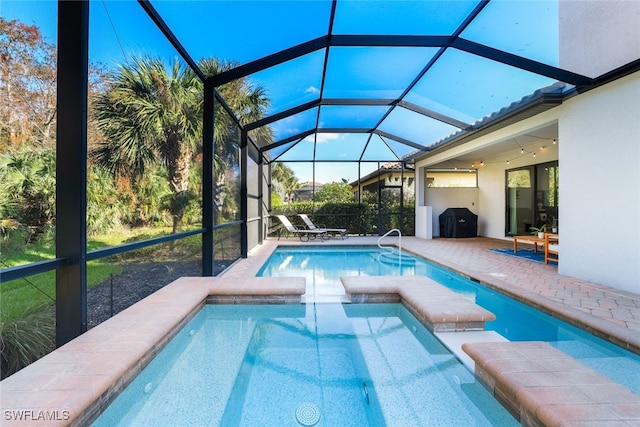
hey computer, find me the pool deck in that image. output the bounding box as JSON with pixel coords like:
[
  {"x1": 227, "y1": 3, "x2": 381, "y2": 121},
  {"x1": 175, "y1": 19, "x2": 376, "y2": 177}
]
[{"x1": 2, "y1": 236, "x2": 639, "y2": 426}]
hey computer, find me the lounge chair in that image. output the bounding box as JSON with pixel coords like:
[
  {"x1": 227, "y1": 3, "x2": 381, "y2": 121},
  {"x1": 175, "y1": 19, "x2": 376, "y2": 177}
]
[
  {"x1": 298, "y1": 214, "x2": 348, "y2": 239},
  {"x1": 274, "y1": 215, "x2": 328, "y2": 242}
]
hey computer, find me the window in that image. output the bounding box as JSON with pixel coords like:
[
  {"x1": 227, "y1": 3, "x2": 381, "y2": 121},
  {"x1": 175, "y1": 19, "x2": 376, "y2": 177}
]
[{"x1": 426, "y1": 169, "x2": 478, "y2": 188}]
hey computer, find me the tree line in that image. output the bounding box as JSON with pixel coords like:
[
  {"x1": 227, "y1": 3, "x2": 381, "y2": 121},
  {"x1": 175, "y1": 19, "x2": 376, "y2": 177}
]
[
  {"x1": 1, "y1": 17, "x2": 270, "y2": 245},
  {"x1": 1, "y1": 17, "x2": 418, "y2": 248}
]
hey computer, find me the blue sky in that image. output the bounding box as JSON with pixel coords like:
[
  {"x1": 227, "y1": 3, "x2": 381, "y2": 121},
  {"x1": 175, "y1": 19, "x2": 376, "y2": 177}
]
[{"x1": 3, "y1": 0, "x2": 562, "y2": 183}]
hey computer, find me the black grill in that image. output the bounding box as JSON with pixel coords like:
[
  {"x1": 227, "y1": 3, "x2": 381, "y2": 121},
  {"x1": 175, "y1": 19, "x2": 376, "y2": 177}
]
[{"x1": 439, "y1": 208, "x2": 478, "y2": 238}]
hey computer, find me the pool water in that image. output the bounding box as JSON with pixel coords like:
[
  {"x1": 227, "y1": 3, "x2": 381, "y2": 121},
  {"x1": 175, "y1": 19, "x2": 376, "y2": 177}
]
[
  {"x1": 258, "y1": 246, "x2": 640, "y2": 394},
  {"x1": 92, "y1": 304, "x2": 517, "y2": 426}
]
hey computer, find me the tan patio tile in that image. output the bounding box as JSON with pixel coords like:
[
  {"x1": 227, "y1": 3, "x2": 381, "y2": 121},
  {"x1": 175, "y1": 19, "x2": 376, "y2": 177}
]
[
  {"x1": 537, "y1": 403, "x2": 627, "y2": 425},
  {"x1": 483, "y1": 357, "x2": 549, "y2": 374},
  {"x1": 516, "y1": 386, "x2": 592, "y2": 408},
  {"x1": 576, "y1": 384, "x2": 639, "y2": 403},
  {"x1": 613, "y1": 402, "x2": 640, "y2": 421}
]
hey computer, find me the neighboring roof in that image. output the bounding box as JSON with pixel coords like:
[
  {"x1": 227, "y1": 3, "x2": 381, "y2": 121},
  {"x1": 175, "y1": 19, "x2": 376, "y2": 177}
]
[
  {"x1": 378, "y1": 162, "x2": 415, "y2": 172},
  {"x1": 298, "y1": 181, "x2": 324, "y2": 189},
  {"x1": 350, "y1": 162, "x2": 415, "y2": 186}
]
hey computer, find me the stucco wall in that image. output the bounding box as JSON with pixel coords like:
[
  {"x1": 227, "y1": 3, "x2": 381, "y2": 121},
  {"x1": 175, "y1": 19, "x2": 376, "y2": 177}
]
[
  {"x1": 559, "y1": 0, "x2": 640, "y2": 77},
  {"x1": 558, "y1": 73, "x2": 640, "y2": 293}
]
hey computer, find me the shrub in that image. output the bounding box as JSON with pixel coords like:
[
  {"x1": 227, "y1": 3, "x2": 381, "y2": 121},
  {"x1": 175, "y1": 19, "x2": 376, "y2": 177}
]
[
  {"x1": 313, "y1": 182, "x2": 353, "y2": 203},
  {"x1": 0, "y1": 305, "x2": 55, "y2": 379},
  {"x1": 271, "y1": 200, "x2": 415, "y2": 236},
  {"x1": 314, "y1": 202, "x2": 377, "y2": 235},
  {"x1": 87, "y1": 166, "x2": 129, "y2": 234},
  {"x1": 271, "y1": 192, "x2": 283, "y2": 207},
  {"x1": 0, "y1": 149, "x2": 56, "y2": 238}
]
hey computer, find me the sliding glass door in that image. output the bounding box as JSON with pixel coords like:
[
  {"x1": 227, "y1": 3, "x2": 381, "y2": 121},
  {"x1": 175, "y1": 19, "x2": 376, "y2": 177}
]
[{"x1": 506, "y1": 161, "x2": 558, "y2": 236}]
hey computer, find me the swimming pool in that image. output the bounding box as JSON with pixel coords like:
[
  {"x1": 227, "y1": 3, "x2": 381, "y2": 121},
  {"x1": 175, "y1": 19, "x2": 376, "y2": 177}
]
[
  {"x1": 92, "y1": 303, "x2": 518, "y2": 426},
  {"x1": 91, "y1": 245, "x2": 639, "y2": 425},
  {"x1": 258, "y1": 246, "x2": 640, "y2": 394}
]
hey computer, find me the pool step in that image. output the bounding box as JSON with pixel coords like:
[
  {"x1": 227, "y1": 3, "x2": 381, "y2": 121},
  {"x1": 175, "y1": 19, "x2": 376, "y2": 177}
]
[
  {"x1": 377, "y1": 252, "x2": 416, "y2": 267},
  {"x1": 341, "y1": 275, "x2": 496, "y2": 332},
  {"x1": 462, "y1": 341, "x2": 640, "y2": 425},
  {"x1": 435, "y1": 330, "x2": 508, "y2": 372}
]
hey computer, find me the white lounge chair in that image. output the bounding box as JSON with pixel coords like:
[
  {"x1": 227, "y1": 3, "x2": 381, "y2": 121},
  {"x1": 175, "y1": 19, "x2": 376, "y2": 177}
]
[
  {"x1": 298, "y1": 214, "x2": 348, "y2": 239},
  {"x1": 274, "y1": 215, "x2": 328, "y2": 242}
]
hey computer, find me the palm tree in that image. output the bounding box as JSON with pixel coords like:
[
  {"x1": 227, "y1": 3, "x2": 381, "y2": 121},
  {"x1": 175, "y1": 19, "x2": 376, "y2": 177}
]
[
  {"x1": 271, "y1": 163, "x2": 300, "y2": 203},
  {"x1": 91, "y1": 56, "x2": 270, "y2": 232},
  {"x1": 282, "y1": 174, "x2": 301, "y2": 204}
]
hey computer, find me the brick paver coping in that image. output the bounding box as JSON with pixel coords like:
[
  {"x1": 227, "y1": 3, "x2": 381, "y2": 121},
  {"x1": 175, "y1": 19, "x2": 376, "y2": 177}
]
[
  {"x1": 0, "y1": 276, "x2": 305, "y2": 427},
  {"x1": 340, "y1": 275, "x2": 496, "y2": 332},
  {"x1": 462, "y1": 341, "x2": 640, "y2": 426}
]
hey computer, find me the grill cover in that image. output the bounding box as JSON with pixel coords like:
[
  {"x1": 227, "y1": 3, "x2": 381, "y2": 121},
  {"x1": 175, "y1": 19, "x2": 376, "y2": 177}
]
[{"x1": 439, "y1": 208, "x2": 478, "y2": 238}]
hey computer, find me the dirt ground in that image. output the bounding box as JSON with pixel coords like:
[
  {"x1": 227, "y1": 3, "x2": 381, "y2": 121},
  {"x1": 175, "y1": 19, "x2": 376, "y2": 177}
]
[{"x1": 86, "y1": 258, "x2": 232, "y2": 329}]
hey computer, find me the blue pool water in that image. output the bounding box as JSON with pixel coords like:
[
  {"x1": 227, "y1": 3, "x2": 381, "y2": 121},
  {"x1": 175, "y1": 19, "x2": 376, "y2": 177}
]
[
  {"x1": 93, "y1": 304, "x2": 517, "y2": 426},
  {"x1": 258, "y1": 246, "x2": 640, "y2": 394}
]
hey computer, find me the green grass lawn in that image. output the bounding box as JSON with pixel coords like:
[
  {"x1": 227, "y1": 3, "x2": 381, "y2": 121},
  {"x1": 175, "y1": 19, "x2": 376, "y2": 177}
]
[
  {"x1": 1, "y1": 226, "x2": 203, "y2": 379},
  {"x1": 1, "y1": 226, "x2": 177, "y2": 325}
]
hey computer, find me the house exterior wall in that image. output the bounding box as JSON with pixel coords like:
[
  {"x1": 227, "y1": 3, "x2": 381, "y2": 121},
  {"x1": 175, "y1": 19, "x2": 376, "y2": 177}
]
[
  {"x1": 415, "y1": 107, "x2": 560, "y2": 239},
  {"x1": 352, "y1": 172, "x2": 415, "y2": 201},
  {"x1": 414, "y1": 71, "x2": 639, "y2": 294},
  {"x1": 558, "y1": 72, "x2": 640, "y2": 293},
  {"x1": 559, "y1": 0, "x2": 640, "y2": 77}
]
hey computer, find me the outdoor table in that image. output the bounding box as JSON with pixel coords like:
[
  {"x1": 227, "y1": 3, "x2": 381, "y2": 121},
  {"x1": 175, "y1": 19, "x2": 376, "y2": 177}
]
[{"x1": 512, "y1": 235, "x2": 545, "y2": 253}]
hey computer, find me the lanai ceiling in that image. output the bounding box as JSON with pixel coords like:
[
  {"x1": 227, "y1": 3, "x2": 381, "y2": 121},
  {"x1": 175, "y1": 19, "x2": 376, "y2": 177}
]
[{"x1": 142, "y1": 0, "x2": 613, "y2": 165}]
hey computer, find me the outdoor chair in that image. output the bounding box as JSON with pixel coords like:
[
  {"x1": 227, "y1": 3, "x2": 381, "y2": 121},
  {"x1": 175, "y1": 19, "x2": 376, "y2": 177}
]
[
  {"x1": 297, "y1": 214, "x2": 348, "y2": 239},
  {"x1": 544, "y1": 233, "x2": 559, "y2": 264},
  {"x1": 274, "y1": 215, "x2": 328, "y2": 242}
]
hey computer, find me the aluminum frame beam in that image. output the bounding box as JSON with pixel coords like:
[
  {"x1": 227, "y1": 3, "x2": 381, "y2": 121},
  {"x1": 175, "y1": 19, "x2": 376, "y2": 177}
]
[
  {"x1": 209, "y1": 35, "x2": 593, "y2": 88},
  {"x1": 397, "y1": 101, "x2": 472, "y2": 130},
  {"x1": 56, "y1": 0, "x2": 89, "y2": 346},
  {"x1": 138, "y1": 0, "x2": 205, "y2": 81},
  {"x1": 260, "y1": 126, "x2": 428, "y2": 160}
]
